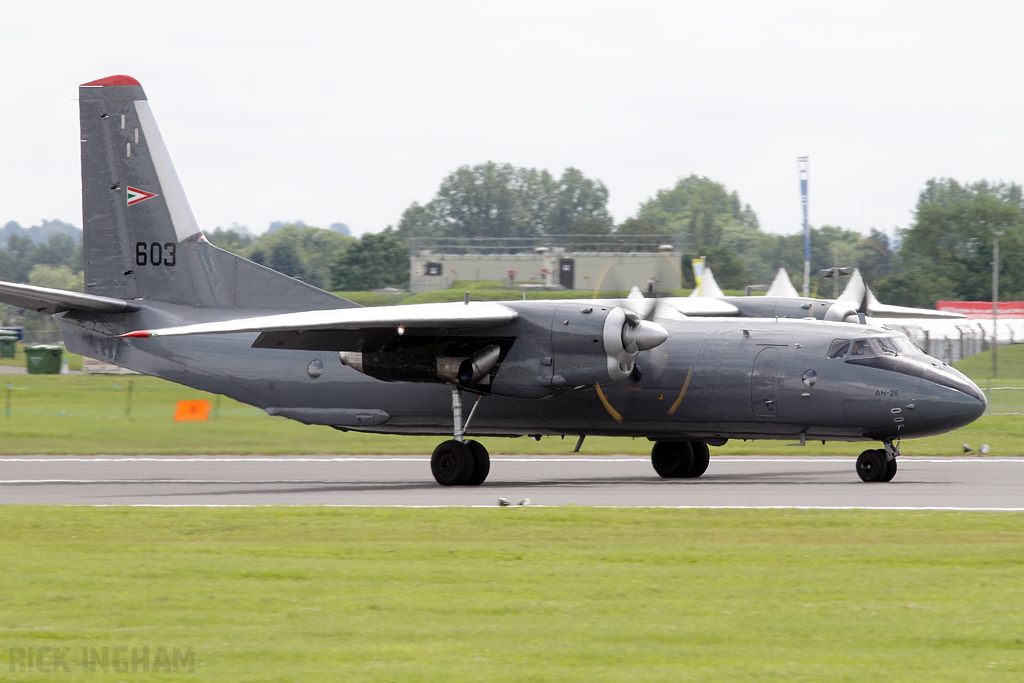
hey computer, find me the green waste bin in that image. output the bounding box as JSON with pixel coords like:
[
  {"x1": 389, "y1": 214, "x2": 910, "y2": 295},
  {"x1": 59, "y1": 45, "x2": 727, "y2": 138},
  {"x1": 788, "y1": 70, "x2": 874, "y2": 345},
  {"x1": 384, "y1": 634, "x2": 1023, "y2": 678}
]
[
  {"x1": 25, "y1": 345, "x2": 63, "y2": 374},
  {"x1": 0, "y1": 335, "x2": 16, "y2": 359}
]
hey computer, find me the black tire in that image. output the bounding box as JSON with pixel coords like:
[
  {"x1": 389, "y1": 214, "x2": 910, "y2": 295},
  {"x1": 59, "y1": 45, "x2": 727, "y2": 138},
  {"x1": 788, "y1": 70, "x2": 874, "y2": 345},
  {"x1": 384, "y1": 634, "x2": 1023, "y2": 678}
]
[
  {"x1": 651, "y1": 441, "x2": 694, "y2": 478},
  {"x1": 685, "y1": 441, "x2": 710, "y2": 478},
  {"x1": 431, "y1": 440, "x2": 475, "y2": 486},
  {"x1": 856, "y1": 448, "x2": 887, "y2": 482},
  {"x1": 880, "y1": 456, "x2": 898, "y2": 483},
  {"x1": 465, "y1": 440, "x2": 490, "y2": 486}
]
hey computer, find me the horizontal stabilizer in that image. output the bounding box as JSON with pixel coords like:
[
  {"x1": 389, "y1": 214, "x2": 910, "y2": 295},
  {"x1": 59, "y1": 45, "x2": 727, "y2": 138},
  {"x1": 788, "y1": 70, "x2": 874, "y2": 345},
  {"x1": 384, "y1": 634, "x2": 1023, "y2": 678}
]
[
  {"x1": 0, "y1": 280, "x2": 138, "y2": 314},
  {"x1": 119, "y1": 301, "x2": 519, "y2": 339}
]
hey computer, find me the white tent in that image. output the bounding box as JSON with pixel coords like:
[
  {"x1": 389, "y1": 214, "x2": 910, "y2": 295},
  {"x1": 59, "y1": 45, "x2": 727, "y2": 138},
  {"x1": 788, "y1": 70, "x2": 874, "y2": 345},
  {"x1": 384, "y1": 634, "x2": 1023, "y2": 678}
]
[
  {"x1": 765, "y1": 268, "x2": 800, "y2": 299},
  {"x1": 689, "y1": 267, "x2": 725, "y2": 298}
]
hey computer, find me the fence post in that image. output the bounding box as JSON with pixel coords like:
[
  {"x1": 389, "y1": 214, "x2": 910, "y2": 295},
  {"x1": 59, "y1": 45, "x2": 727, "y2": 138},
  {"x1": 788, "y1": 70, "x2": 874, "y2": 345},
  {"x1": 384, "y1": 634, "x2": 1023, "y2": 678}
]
[
  {"x1": 5, "y1": 382, "x2": 10, "y2": 420},
  {"x1": 125, "y1": 379, "x2": 134, "y2": 419}
]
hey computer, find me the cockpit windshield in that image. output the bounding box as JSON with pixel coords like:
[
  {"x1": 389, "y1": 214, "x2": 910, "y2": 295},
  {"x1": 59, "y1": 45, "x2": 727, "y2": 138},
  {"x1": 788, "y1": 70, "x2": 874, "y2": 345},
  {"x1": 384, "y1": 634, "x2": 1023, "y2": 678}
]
[
  {"x1": 828, "y1": 335, "x2": 920, "y2": 359},
  {"x1": 870, "y1": 337, "x2": 900, "y2": 356}
]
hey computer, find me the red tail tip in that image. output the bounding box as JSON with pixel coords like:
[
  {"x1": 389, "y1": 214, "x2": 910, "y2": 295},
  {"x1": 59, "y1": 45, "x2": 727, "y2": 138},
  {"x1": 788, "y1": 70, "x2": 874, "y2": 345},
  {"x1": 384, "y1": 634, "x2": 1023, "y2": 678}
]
[
  {"x1": 118, "y1": 330, "x2": 153, "y2": 339},
  {"x1": 81, "y1": 75, "x2": 142, "y2": 87}
]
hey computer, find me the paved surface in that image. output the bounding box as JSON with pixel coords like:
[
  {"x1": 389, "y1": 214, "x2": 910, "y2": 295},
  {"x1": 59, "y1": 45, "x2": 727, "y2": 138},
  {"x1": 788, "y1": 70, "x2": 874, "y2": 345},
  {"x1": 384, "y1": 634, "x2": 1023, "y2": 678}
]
[{"x1": 0, "y1": 455, "x2": 1022, "y2": 509}]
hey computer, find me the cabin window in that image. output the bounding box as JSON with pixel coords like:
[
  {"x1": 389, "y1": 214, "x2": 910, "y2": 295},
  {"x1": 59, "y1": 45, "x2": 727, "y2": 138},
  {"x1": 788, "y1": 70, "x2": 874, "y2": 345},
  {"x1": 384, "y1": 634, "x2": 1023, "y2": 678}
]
[{"x1": 827, "y1": 339, "x2": 851, "y2": 359}]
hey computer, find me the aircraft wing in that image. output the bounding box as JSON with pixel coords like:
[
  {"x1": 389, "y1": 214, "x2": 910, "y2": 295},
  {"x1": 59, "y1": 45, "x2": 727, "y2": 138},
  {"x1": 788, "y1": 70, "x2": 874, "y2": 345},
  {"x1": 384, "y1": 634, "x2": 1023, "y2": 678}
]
[
  {"x1": 0, "y1": 280, "x2": 138, "y2": 314},
  {"x1": 661, "y1": 297, "x2": 739, "y2": 316},
  {"x1": 866, "y1": 290, "x2": 966, "y2": 319},
  {"x1": 596, "y1": 293, "x2": 739, "y2": 318},
  {"x1": 120, "y1": 301, "x2": 520, "y2": 339}
]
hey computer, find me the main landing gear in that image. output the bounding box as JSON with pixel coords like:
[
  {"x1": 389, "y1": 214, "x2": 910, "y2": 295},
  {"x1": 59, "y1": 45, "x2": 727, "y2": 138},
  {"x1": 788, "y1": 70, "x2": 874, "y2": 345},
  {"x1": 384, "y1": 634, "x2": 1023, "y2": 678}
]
[
  {"x1": 431, "y1": 386, "x2": 490, "y2": 486},
  {"x1": 856, "y1": 440, "x2": 899, "y2": 483},
  {"x1": 651, "y1": 440, "x2": 711, "y2": 479}
]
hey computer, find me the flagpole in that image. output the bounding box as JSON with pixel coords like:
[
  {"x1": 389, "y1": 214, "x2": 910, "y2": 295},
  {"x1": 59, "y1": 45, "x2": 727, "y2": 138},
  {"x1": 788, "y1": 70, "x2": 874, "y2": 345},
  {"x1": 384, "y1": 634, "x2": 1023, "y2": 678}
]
[{"x1": 798, "y1": 157, "x2": 810, "y2": 297}]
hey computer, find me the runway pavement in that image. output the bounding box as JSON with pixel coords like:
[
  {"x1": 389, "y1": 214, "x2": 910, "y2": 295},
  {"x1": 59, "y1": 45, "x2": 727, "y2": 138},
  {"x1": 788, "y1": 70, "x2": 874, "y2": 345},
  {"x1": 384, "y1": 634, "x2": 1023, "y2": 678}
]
[{"x1": 0, "y1": 455, "x2": 1022, "y2": 509}]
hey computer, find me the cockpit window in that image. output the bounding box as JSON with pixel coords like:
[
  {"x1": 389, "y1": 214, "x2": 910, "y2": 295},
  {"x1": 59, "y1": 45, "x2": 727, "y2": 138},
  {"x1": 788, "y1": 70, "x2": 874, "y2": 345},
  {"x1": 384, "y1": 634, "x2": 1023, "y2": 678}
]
[
  {"x1": 893, "y1": 337, "x2": 919, "y2": 354},
  {"x1": 850, "y1": 339, "x2": 872, "y2": 356},
  {"x1": 828, "y1": 339, "x2": 851, "y2": 359},
  {"x1": 871, "y1": 337, "x2": 900, "y2": 356}
]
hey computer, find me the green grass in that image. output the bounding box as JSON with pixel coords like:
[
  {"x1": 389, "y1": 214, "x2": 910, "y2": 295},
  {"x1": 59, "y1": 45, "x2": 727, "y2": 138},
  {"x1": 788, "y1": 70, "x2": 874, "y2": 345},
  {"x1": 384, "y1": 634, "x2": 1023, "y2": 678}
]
[
  {"x1": 955, "y1": 345, "x2": 1024, "y2": 381},
  {"x1": 0, "y1": 373, "x2": 1020, "y2": 456},
  {"x1": 0, "y1": 507, "x2": 1022, "y2": 681}
]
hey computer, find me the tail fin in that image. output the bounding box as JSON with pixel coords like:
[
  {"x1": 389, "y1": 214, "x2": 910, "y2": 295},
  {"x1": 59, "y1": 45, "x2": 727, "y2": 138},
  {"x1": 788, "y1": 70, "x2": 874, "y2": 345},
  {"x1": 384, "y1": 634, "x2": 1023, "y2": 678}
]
[{"x1": 79, "y1": 75, "x2": 349, "y2": 311}]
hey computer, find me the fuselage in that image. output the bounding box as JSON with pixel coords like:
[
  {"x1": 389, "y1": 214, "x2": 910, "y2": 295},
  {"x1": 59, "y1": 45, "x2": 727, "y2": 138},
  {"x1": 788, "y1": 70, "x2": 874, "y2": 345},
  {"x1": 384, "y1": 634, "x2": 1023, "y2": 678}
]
[{"x1": 56, "y1": 298, "x2": 987, "y2": 445}]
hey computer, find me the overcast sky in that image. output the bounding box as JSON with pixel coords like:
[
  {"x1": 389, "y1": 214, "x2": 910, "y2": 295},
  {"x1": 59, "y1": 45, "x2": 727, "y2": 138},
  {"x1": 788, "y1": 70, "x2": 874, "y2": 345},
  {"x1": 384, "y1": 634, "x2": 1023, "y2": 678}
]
[{"x1": 2, "y1": 1, "x2": 1023, "y2": 238}]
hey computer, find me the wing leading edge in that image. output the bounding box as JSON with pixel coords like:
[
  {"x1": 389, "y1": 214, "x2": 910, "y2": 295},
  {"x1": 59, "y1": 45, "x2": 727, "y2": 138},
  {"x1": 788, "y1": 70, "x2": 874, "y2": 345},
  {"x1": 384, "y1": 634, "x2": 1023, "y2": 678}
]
[{"x1": 119, "y1": 301, "x2": 520, "y2": 339}]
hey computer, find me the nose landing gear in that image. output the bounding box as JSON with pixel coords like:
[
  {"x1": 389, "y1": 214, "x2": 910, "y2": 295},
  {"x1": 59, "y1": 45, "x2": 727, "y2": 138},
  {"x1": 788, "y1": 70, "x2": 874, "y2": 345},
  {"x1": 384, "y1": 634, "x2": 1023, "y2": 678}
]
[
  {"x1": 430, "y1": 386, "x2": 490, "y2": 486},
  {"x1": 856, "y1": 440, "x2": 899, "y2": 482}
]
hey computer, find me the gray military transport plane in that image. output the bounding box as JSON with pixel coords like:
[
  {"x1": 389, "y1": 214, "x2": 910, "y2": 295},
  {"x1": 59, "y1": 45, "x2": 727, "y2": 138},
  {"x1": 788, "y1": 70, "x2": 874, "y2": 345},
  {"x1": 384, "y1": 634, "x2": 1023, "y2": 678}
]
[{"x1": 0, "y1": 76, "x2": 987, "y2": 485}]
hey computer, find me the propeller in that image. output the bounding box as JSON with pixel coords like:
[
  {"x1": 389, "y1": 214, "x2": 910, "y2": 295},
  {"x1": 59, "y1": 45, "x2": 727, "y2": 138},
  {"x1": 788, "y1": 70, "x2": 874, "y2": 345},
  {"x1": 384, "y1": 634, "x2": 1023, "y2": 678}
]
[{"x1": 602, "y1": 299, "x2": 669, "y2": 382}]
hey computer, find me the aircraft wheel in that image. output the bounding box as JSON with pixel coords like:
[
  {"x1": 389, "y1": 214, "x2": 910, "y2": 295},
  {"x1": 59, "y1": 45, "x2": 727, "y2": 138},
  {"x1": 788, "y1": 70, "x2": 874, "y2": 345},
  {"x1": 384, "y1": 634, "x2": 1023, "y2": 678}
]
[
  {"x1": 651, "y1": 441, "x2": 694, "y2": 478},
  {"x1": 685, "y1": 441, "x2": 710, "y2": 478},
  {"x1": 856, "y1": 448, "x2": 887, "y2": 482},
  {"x1": 465, "y1": 440, "x2": 490, "y2": 486},
  {"x1": 431, "y1": 440, "x2": 475, "y2": 486},
  {"x1": 880, "y1": 456, "x2": 898, "y2": 483}
]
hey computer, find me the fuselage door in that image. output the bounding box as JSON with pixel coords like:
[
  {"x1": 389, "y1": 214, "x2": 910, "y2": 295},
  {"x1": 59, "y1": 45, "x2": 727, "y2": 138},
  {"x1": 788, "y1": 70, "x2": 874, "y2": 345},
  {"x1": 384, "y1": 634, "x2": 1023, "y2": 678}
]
[{"x1": 751, "y1": 347, "x2": 780, "y2": 418}]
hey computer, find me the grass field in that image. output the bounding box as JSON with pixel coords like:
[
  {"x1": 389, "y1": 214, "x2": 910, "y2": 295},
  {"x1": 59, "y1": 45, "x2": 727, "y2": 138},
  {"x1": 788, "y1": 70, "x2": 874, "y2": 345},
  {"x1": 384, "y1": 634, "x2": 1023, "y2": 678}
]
[
  {"x1": 956, "y1": 344, "x2": 1024, "y2": 381},
  {"x1": 0, "y1": 507, "x2": 1022, "y2": 682}
]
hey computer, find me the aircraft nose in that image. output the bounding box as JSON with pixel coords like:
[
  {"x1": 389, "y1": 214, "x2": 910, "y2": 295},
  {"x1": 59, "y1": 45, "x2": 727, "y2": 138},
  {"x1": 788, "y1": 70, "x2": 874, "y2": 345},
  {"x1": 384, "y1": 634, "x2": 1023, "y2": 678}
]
[{"x1": 916, "y1": 380, "x2": 987, "y2": 433}]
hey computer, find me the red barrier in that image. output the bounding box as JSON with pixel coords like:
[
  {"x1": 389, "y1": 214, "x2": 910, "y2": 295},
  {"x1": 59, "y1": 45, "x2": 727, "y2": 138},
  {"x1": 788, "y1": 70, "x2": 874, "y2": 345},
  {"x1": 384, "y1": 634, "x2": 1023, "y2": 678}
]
[{"x1": 937, "y1": 301, "x2": 1024, "y2": 319}]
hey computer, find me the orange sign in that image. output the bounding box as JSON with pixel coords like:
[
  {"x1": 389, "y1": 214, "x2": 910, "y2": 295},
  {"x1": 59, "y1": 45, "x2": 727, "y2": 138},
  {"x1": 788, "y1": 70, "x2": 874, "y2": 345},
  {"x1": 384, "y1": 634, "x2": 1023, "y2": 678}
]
[{"x1": 174, "y1": 400, "x2": 211, "y2": 422}]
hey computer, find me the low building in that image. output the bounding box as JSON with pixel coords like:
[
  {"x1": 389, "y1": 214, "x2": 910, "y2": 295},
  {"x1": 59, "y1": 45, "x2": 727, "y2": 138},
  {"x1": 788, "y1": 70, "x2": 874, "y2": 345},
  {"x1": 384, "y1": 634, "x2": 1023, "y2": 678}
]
[{"x1": 409, "y1": 235, "x2": 684, "y2": 294}]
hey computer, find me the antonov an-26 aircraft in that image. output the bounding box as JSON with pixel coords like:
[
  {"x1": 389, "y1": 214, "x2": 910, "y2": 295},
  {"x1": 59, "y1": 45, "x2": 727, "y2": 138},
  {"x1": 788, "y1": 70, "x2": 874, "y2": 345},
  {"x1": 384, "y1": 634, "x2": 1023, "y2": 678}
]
[{"x1": 0, "y1": 76, "x2": 987, "y2": 486}]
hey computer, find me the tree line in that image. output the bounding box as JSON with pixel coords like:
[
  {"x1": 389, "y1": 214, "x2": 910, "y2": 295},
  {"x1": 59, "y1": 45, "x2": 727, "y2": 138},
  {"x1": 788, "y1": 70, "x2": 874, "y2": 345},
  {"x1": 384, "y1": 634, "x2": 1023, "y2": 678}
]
[
  {"x1": 400, "y1": 164, "x2": 1024, "y2": 305},
  {"x1": 2, "y1": 169, "x2": 1022, "y2": 306}
]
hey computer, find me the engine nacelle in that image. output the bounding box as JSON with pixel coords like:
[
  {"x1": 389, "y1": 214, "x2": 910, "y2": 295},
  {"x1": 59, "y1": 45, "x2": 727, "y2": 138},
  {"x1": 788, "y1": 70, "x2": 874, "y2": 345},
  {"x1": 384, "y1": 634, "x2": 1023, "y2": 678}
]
[
  {"x1": 602, "y1": 307, "x2": 669, "y2": 381},
  {"x1": 824, "y1": 300, "x2": 860, "y2": 323},
  {"x1": 549, "y1": 302, "x2": 668, "y2": 387},
  {"x1": 340, "y1": 343, "x2": 503, "y2": 387}
]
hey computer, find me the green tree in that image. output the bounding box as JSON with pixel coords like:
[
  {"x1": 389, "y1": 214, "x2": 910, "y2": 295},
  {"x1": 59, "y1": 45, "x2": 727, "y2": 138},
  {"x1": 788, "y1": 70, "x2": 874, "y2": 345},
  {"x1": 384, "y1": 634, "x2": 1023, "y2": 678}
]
[
  {"x1": 28, "y1": 264, "x2": 82, "y2": 292},
  {"x1": 331, "y1": 229, "x2": 409, "y2": 291},
  {"x1": 239, "y1": 225, "x2": 351, "y2": 290},
  {"x1": 549, "y1": 168, "x2": 613, "y2": 234},
  {"x1": 396, "y1": 163, "x2": 611, "y2": 240},
  {"x1": 6, "y1": 234, "x2": 36, "y2": 282},
  {"x1": 888, "y1": 179, "x2": 1024, "y2": 304},
  {"x1": 631, "y1": 175, "x2": 770, "y2": 283},
  {"x1": 702, "y1": 245, "x2": 749, "y2": 290},
  {"x1": 614, "y1": 217, "x2": 661, "y2": 235},
  {"x1": 208, "y1": 227, "x2": 255, "y2": 253}
]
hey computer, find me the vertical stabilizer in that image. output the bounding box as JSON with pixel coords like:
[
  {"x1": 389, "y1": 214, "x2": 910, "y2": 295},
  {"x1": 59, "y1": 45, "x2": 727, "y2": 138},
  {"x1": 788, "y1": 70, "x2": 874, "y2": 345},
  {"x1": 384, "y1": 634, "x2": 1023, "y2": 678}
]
[{"x1": 79, "y1": 75, "x2": 349, "y2": 311}]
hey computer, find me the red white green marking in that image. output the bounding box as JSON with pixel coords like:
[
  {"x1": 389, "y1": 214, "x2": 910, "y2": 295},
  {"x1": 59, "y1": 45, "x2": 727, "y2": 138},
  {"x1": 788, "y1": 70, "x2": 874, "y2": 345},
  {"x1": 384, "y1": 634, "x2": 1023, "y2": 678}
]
[{"x1": 126, "y1": 186, "x2": 157, "y2": 206}]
